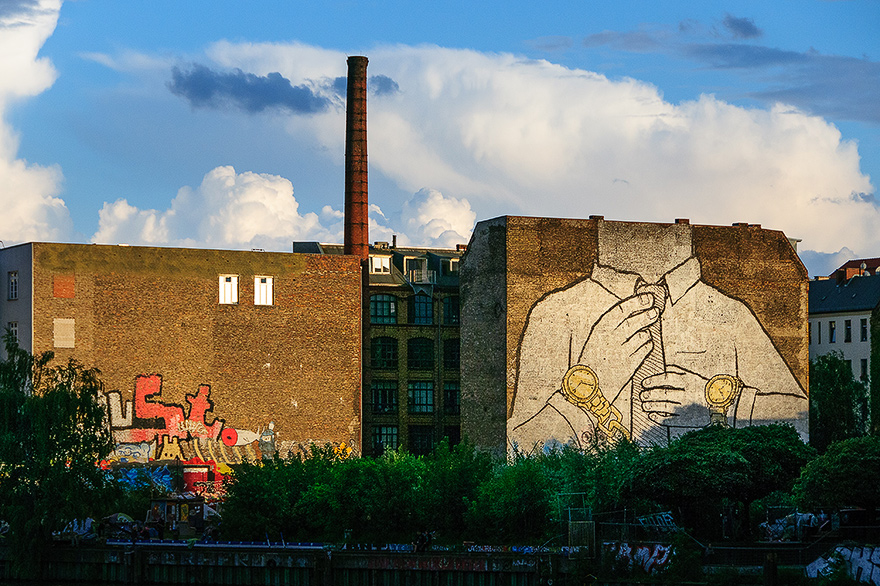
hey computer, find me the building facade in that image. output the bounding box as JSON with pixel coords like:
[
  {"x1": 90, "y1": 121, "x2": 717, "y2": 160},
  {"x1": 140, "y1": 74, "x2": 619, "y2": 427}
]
[
  {"x1": 461, "y1": 216, "x2": 810, "y2": 455},
  {"x1": 295, "y1": 240, "x2": 464, "y2": 456},
  {"x1": 0, "y1": 242, "x2": 363, "y2": 494}
]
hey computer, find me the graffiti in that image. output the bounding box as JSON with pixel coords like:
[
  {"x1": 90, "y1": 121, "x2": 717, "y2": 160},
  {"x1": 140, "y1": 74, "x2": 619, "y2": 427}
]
[
  {"x1": 607, "y1": 542, "x2": 671, "y2": 574},
  {"x1": 807, "y1": 546, "x2": 880, "y2": 585},
  {"x1": 116, "y1": 465, "x2": 176, "y2": 493},
  {"x1": 509, "y1": 220, "x2": 808, "y2": 449}
]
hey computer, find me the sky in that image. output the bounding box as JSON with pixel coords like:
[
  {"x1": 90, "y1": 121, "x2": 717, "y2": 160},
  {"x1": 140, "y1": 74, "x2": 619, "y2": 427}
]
[{"x1": 1, "y1": 0, "x2": 878, "y2": 277}]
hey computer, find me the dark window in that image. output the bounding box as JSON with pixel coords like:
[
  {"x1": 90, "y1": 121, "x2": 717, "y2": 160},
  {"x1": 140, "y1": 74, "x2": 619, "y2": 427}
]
[
  {"x1": 408, "y1": 381, "x2": 434, "y2": 413},
  {"x1": 845, "y1": 320, "x2": 852, "y2": 343},
  {"x1": 373, "y1": 426, "x2": 398, "y2": 454},
  {"x1": 444, "y1": 381, "x2": 460, "y2": 415},
  {"x1": 370, "y1": 294, "x2": 397, "y2": 324},
  {"x1": 371, "y1": 337, "x2": 398, "y2": 369},
  {"x1": 443, "y1": 338, "x2": 460, "y2": 370},
  {"x1": 6, "y1": 322, "x2": 17, "y2": 344},
  {"x1": 829, "y1": 321, "x2": 836, "y2": 343},
  {"x1": 808, "y1": 322, "x2": 812, "y2": 345},
  {"x1": 862, "y1": 318, "x2": 869, "y2": 342},
  {"x1": 443, "y1": 296, "x2": 460, "y2": 325},
  {"x1": 861, "y1": 359, "x2": 868, "y2": 382},
  {"x1": 443, "y1": 426, "x2": 461, "y2": 447},
  {"x1": 409, "y1": 293, "x2": 433, "y2": 324},
  {"x1": 818, "y1": 322, "x2": 822, "y2": 344},
  {"x1": 371, "y1": 380, "x2": 398, "y2": 414},
  {"x1": 7, "y1": 271, "x2": 17, "y2": 300},
  {"x1": 409, "y1": 425, "x2": 434, "y2": 455},
  {"x1": 408, "y1": 337, "x2": 433, "y2": 369}
]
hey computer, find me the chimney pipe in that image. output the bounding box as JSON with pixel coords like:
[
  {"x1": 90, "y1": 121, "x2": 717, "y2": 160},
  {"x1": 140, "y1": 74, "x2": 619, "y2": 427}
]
[{"x1": 344, "y1": 56, "x2": 369, "y2": 260}]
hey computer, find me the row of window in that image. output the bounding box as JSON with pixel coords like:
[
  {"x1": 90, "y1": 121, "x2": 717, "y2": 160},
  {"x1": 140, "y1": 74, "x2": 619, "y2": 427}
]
[
  {"x1": 371, "y1": 380, "x2": 460, "y2": 415},
  {"x1": 369, "y1": 256, "x2": 459, "y2": 278},
  {"x1": 372, "y1": 424, "x2": 460, "y2": 456},
  {"x1": 371, "y1": 337, "x2": 459, "y2": 370},
  {"x1": 219, "y1": 275, "x2": 274, "y2": 306},
  {"x1": 811, "y1": 318, "x2": 868, "y2": 345},
  {"x1": 370, "y1": 294, "x2": 459, "y2": 325}
]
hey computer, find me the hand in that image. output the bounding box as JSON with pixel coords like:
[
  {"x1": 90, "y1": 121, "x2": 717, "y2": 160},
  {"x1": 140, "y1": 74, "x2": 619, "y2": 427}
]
[
  {"x1": 578, "y1": 293, "x2": 659, "y2": 397},
  {"x1": 639, "y1": 365, "x2": 709, "y2": 426}
]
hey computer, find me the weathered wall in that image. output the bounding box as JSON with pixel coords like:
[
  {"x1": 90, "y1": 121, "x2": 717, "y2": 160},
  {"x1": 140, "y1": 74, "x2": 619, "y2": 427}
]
[
  {"x1": 463, "y1": 216, "x2": 809, "y2": 453},
  {"x1": 29, "y1": 243, "x2": 362, "y2": 489}
]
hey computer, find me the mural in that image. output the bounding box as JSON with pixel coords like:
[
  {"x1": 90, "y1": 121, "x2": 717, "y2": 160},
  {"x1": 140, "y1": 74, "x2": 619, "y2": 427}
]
[
  {"x1": 509, "y1": 221, "x2": 808, "y2": 449},
  {"x1": 101, "y1": 374, "x2": 355, "y2": 495},
  {"x1": 807, "y1": 546, "x2": 880, "y2": 585}
]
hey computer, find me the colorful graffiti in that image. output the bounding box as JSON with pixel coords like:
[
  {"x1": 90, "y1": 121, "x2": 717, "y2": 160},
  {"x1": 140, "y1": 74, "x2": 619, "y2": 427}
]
[
  {"x1": 101, "y1": 374, "x2": 355, "y2": 495},
  {"x1": 606, "y1": 542, "x2": 672, "y2": 574},
  {"x1": 807, "y1": 546, "x2": 880, "y2": 585}
]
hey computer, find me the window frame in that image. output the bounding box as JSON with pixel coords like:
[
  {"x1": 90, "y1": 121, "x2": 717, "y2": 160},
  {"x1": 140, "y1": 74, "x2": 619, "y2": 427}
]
[
  {"x1": 409, "y1": 425, "x2": 434, "y2": 456},
  {"x1": 844, "y1": 319, "x2": 852, "y2": 343},
  {"x1": 407, "y1": 337, "x2": 434, "y2": 370},
  {"x1": 254, "y1": 276, "x2": 274, "y2": 306},
  {"x1": 443, "y1": 381, "x2": 460, "y2": 415},
  {"x1": 409, "y1": 293, "x2": 434, "y2": 325},
  {"x1": 443, "y1": 338, "x2": 460, "y2": 370},
  {"x1": 7, "y1": 271, "x2": 17, "y2": 301},
  {"x1": 371, "y1": 379, "x2": 399, "y2": 414},
  {"x1": 443, "y1": 296, "x2": 460, "y2": 325},
  {"x1": 408, "y1": 381, "x2": 434, "y2": 413},
  {"x1": 370, "y1": 294, "x2": 397, "y2": 324},
  {"x1": 369, "y1": 255, "x2": 392, "y2": 274},
  {"x1": 219, "y1": 274, "x2": 239, "y2": 305},
  {"x1": 829, "y1": 321, "x2": 836, "y2": 343},
  {"x1": 370, "y1": 337, "x2": 399, "y2": 370},
  {"x1": 372, "y1": 425, "x2": 399, "y2": 454},
  {"x1": 862, "y1": 318, "x2": 869, "y2": 342}
]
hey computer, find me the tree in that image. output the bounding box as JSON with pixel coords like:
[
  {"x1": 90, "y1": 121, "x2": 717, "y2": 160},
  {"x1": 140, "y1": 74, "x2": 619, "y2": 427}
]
[
  {"x1": 0, "y1": 336, "x2": 113, "y2": 576},
  {"x1": 628, "y1": 424, "x2": 813, "y2": 539},
  {"x1": 810, "y1": 352, "x2": 867, "y2": 453},
  {"x1": 795, "y1": 435, "x2": 880, "y2": 512}
]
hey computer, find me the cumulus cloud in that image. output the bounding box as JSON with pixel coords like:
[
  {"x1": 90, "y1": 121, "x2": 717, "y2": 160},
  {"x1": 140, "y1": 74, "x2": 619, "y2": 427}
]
[
  {"x1": 0, "y1": 0, "x2": 72, "y2": 243},
  {"x1": 395, "y1": 188, "x2": 476, "y2": 248},
  {"x1": 92, "y1": 166, "x2": 339, "y2": 249}
]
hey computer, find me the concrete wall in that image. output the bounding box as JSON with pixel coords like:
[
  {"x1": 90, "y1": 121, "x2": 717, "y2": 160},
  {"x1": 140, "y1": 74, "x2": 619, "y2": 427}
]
[
  {"x1": 25, "y1": 243, "x2": 362, "y2": 487},
  {"x1": 462, "y1": 216, "x2": 809, "y2": 454}
]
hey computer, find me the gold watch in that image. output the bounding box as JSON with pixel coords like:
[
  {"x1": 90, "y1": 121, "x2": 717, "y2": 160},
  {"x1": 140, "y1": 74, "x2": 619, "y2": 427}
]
[
  {"x1": 704, "y1": 374, "x2": 743, "y2": 422},
  {"x1": 562, "y1": 365, "x2": 629, "y2": 439}
]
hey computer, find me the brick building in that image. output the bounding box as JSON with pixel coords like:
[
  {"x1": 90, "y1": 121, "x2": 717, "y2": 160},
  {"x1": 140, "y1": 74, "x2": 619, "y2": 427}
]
[
  {"x1": 0, "y1": 242, "x2": 363, "y2": 491},
  {"x1": 295, "y1": 240, "x2": 465, "y2": 456},
  {"x1": 461, "y1": 215, "x2": 809, "y2": 455}
]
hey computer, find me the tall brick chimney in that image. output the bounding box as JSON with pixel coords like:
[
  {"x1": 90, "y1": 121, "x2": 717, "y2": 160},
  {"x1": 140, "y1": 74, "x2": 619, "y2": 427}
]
[{"x1": 344, "y1": 56, "x2": 369, "y2": 260}]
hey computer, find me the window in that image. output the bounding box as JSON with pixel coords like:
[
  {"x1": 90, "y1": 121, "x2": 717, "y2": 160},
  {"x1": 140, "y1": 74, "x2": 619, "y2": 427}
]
[
  {"x1": 444, "y1": 381, "x2": 460, "y2": 415},
  {"x1": 409, "y1": 425, "x2": 434, "y2": 455},
  {"x1": 408, "y1": 381, "x2": 434, "y2": 413},
  {"x1": 808, "y1": 322, "x2": 812, "y2": 345},
  {"x1": 7, "y1": 322, "x2": 17, "y2": 344},
  {"x1": 861, "y1": 359, "x2": 869, "y2": 382},
  {"x1": 443, "y1": 296, "x2": 460, "y2": 325},
  {"x1": 829, "y1": 321, "x2": 836, "y2": 343},
  {"x1": 370, "y1": 294, "x2": 397, "y2": 324},
  {"x1": 219, "y1": 275, "x2": 239, "y2": 304},
  {"x1": 443, "y1": 258, "x2": 460, "y2": 276},
  {"x1": 53, "y1": 318, "x2": 75, "y2": 348},
  {"x1": 371, "y1": 337, "x2": 398, "y2": 370},
  {"x1": 443, "y1": 338, "x2": 460, "y2": 370},
  {"x1": 7, "y1": 271, "x2": 17, "y2": 300},
  {"x1": 862, "y1": 318, "x2": 869, "y2": 342},
  {"x1": 845, "y1": 320, "x2": 852, "y2": 343},
  {"x1": 373, "y1": 426, "x2": 398, "y2": 454},
  {"x1": 254, "y1": 276, "x2": 274, "y2": 305},
  {"x1": 370, "y1": 256, "x2": 391, "y2": 274},
  {"x1": 409, "y1": 293, "x2": 433, "y2": 324},
  {"x1": 408, "y1": 337, "x2": 433, "y2": 370},
  {"x1": 371, "y1": 380, "x2": 398, "y2": 414},
  {"x1": 443, "y1": 426, "x2": 461, "y2": 447},
  {"x1": 818, "y1": 322, "x2": 822, "y2": 344}
]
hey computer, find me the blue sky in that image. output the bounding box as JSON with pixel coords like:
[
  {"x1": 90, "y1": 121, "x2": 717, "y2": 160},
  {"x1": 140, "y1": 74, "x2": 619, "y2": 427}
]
[{"x1": 2, "y1": 0, "x2": 878, "y2": 276}]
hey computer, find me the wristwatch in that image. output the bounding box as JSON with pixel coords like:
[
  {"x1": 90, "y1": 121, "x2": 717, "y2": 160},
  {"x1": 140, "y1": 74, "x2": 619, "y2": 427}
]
[
  {"x1": 704, "y1": 374, "x2": 743, "y2": 422},
  {"x1": 562, "y1": 365, "x2": 629, "y2": 439}
]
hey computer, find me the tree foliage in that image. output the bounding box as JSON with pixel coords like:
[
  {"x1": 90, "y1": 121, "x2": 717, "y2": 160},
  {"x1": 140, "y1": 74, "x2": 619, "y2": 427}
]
[
  {"x1": 0, "y1": 336, "x2": 113, "y2": 575},
  {"x1": 795, "y1": 435, "x2": 880, "y2": 512},
  {"x1": 810, "y1": 352, "x2": 867, "y2": 453}
]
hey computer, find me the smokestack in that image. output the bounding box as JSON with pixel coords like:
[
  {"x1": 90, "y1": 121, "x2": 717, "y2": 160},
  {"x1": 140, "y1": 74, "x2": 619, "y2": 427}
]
[{"x1": 344, "y1": 56, "x2": 369, "y2": 260}]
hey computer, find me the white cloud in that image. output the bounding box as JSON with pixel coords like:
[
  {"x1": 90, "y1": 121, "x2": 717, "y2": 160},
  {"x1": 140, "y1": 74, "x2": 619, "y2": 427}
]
[
  {"x1": 92, "y1": 166, "x2": 339, "y2": 250},
  {"x1": 396, "y1": 188, "x2": 475, "y2": 248},
  {"x1": 0, "y1": 0, "x2": 72, "y2": 243},
  {"x1": 194, "y1": 41, "x2": 874, "y2": 257}
]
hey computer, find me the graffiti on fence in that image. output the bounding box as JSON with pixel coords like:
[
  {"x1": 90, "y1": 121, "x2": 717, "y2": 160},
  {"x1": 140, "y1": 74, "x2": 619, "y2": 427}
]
[
  {"x1": 606, "y1": 542, "x2": 672, "y2": 574},
  {"x1": 807, "y1": 546, "x2": 880, "y2": 585}
]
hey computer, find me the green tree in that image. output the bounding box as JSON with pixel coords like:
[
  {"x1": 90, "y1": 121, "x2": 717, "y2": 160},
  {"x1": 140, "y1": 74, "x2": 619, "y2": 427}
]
[
  {"x1": 795, "y1": 435, "x2": 880, "y2": 512},
  {"x1": 0, "y1": 336, "x2": 113, "y2": 576},
  {"x1": 810, "y1": 352, "x2": 867, "y2": 453},
  {"x1": 628, "y1": 424, "x2": 813, "y2": 539}
]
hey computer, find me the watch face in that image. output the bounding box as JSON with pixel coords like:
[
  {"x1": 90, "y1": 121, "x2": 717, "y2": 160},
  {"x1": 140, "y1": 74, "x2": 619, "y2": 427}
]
[
  {"x1": 705, "y1": 374, "x2": 739, "y2": 408},
  {"x1": 563, "y1": 365, "x2": 600, "y2": 404}
]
